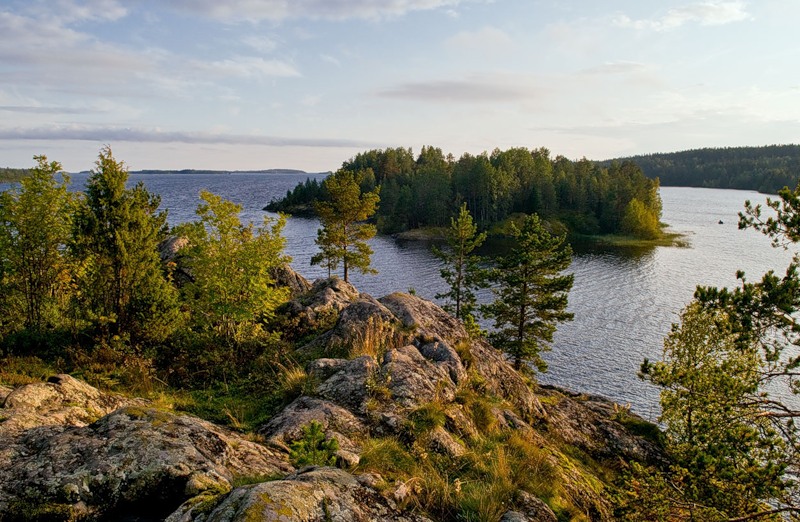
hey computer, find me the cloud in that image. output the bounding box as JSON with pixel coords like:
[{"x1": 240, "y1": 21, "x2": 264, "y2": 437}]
[
  {"x1": 169, "y1": 0, "x2": 478, "y2": 22},
  {"x1": 0, "y1": 105, "x2": 102, "y2": 115},
  {"x1": 241, "y1": 35, "x2": 278, "y2": 53},
  {"x1": 0, "y1": 125, "x2": 374, "y2": 148},
  {"x1": 578, "y1": 62, "x2": 649, "y2": 76},
  {"x1": 445, "y1": 26, "x2": 513, "y2": 54},
  {"x1": 377, "y1": 76, "x2": 541, "y2": 103},
  {"x1": 21, "y1": 0, "x2": 128, "y2": 24},
  {"x1": 189, "y1": 56, "x2": 301, "y2": 79},
  {"x1": 321, "y1": 54, "x2": 341, "y2": 67},
  {"x1": 614, "y1": 1, "x2": 750, "y2": 31}
]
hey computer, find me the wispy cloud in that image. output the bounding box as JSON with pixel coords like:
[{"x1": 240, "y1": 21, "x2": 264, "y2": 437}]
[
  {"x1": 169, "y1": 0, "x2": 480, "y2": 22},
  {"x1": 578, "y1": 62, "x2": 649, "y2": 76},
  {"x1": 614, "y1": 1, "x2": 750, "y2": 31},
  {"x1": 0, "y1": 125, "x2": 374, "y2": 148},
  {"x1": 377, "y1": 76, "x2": 541, "y2": 103},
  {"x1": 189, "y1": 56, "x2": 301, "y2": 79},
  {"x1": 241, "y1": 35, "x2": 278, "y2": 54},
  {"x1": 445, "y1": 26, "x2": 513, "y2": 54},
  {"x1": 0, "y1": 105, "x2": 103, "y2": 115}
]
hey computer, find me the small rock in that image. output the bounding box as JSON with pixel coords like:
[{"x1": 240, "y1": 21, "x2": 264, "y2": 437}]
[
  {"x1": 515, "y1": 490, "x2": 558, "y2": 522},
  {"x1": 335, "y1": 449, "x2": 360, "y2": 468},
  {"x1": 428, "y1": 426, "x2": 466, "y2": 458},
  {"x1": 356, "y1": 472, "x2": 384, "y2": 489}
]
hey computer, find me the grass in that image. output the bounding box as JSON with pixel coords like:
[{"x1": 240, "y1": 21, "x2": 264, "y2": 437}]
[
  {"x1": 0, "y1": 355, "x2": 58, "y2": 387},
  {"x1": 576, "y1": 231, "x2": 688, "y2": 248},
  {"x1": 392, "y1": 227, "x2": 448, "y2": 241}
]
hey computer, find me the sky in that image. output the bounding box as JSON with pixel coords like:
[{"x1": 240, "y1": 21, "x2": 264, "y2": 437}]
[{"x1": 1, "y1": 0, "x2": 799, "y2": 173}]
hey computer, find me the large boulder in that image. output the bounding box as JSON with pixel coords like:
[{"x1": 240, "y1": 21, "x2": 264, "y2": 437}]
[
  {"x1": 383, "y1": 344, "x2": 461, "y2": 408},
  {"x1": 166, "y1": 466, "x2": 433, "y2": 522},
  {"x1": 310, "y1": 356, "x2": 380, "y2": 412},
  {"x1": 278, "y1": 278, "x2": 362, "y2": 343},
  {"x1": 380, "y1": 292, "x2": 545, "y2": 420},
  {"x1": 0, "y1": 374, "x2": 143, "y2": 435},
  {"x1": 259, "y1": 396, "x2": 368, "y2": 453},
  {"x1": 0, "y1": 379, "x2": 292, "y2": 521},
  {"x1": 271, "y1": 264, "x2": 312, "y2": 296}
]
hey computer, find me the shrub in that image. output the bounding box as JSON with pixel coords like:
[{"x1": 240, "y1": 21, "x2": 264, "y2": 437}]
[{"x1": 289, "y1": 421, "x2": 339, "y2": 467}]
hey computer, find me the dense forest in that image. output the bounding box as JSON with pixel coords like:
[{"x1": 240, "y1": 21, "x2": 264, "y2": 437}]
[
  {"x1": 0, "y1": 167, "x2": 28, "y2": 182},
  {"x1": 610, "y1": 144, "x2": 800, "y2": 193},
  {"x1": 267, "y1": 146, "x2": 663, "y2": 239}
]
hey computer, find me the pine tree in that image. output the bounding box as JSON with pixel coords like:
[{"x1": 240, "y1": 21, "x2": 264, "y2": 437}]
[
  {"x1": 433, "y1": 203, "x2": 487, "y2": 326},
  {"x1": 71, "y1": 146, "x2": 181, "y2": 345},
  {"x1": 484, "y1": 214, "x2": 574, "y2": 372},
  {"x1": 311, "y1": 168, "x2": 380, "y2": 282}
]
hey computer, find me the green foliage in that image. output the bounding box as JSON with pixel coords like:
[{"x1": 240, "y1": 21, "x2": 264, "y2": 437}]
[
  {"x1": 633, "y1": 183, "x2": 800, "y2": 518},
  {"x1": 484, "y1": 214, "x2": 574, "y2": 372},
  {"x1": 0, "y1": 167, "x2": 29, "y2": 183},
  {"x1": 175, "y1": 190, "x2": 290, "y2": 344},
  {"x1": 407, "y1": 403, "x2": 447, "y2": 436},
  {"x1": 273, "y1": 146, "x2": 663, "y2": 238},
  {"x1": 641, "y1": 303, "x2": 789, "y2": 516},
  {"x1": 289, "y1": 421, "x2": 340, "y2": 467},
  {"x1": 71, "y1": 146, "x2": 181, "y2": 345},
  {"x1": 620, "y1": 198, "x2": 661, "y2": 240},
  {"x1": 0, "y1": 156, "x2": 76, "y2": 339},
  {"x1": 615, "y1": 144, "x2": 800, "y2": 194},
  {"x1": 433, "y1": 203, "x2": 488, "y2": 324},
  {"x1": 741, "y1": 179, "x2": 800, "y2": 247},
  {"x1": 311, "y1": 168, "x2": 380, "y2": 282},
  {"x1": 264, "y1": 177, "x2": 325, "y2": 215}
]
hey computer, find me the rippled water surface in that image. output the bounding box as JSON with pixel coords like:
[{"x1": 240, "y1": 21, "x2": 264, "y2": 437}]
[{"x1": 18, "y1": 173, "x2": 797, "y2": 419}]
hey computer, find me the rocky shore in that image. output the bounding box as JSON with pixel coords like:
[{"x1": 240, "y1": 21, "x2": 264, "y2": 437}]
[{"x1": 0, "y1": 275, "x2": 664, "y2": 521}]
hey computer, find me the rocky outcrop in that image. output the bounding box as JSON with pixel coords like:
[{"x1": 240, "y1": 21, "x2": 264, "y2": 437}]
[
  {"x1": 259, "y1": 395, "x2": 368, "y2": 453},
  {"x1": 0, "y1": 277, "x2": 667, "y2": 522},
  {"x1": 167, "y1": 467, "x2": 433, "y2": 522},
  {"x1": 539, "y1": 385, "x2": 664, "y2": 465},
  {"x1": 0, "y1": 384, "x2": 14, "y2": 404},
  {"x1": 0, "y1": 374, "x2": 142, "y2": 434},
  {"x1": 0, "y1": 380, "x2": 292, "y2": 521},
  {"x1": 271, "y1": 264, "x2": 312, "y2": 296}
]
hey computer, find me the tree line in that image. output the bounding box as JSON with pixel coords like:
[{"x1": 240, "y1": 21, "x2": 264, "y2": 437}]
[
  {"x1": 0, "y1": 148, "x2": 290, "y2": 391},
  {"x1": 267, "y1": 146, "x2": 664, "y2": 240},
  {"x1": 0, "y1": 167, "x2": 29, "y2": 183},
  {"x1": 610, "y1": 144, "x2": 800, "y2": 194}
]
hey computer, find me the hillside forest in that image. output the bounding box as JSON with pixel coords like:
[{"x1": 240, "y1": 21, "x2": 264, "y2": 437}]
[{"x1": 608, "y1": 144, "x2": 800, "y2": 194}]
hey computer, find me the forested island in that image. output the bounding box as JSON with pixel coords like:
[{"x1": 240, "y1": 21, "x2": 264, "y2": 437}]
[
  {"x1": 608, "y1": 144, "x2": 800, "y2": 194},
  {"x1": 0, "y1": 167, "x2": 28, "y2": 182},
  {"x1": 267, "y1": 146, "x2": 665, "y2": 241},
  {"x1": 2, "y1": 148, "x2": 800, "y2": 521}
]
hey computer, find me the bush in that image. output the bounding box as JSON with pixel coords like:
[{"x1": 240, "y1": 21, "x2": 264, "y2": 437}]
[{"x1": 289, "y1": 421, "x2": 339, "y2": 467}]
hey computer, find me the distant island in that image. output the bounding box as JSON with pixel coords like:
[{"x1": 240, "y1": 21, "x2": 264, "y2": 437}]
[
  {"x1": 130, "y1": 168, "x2": 318, "y2": 175},
  {"x1": 605, "y1": 144, "x2": 800, "y2": 194}
]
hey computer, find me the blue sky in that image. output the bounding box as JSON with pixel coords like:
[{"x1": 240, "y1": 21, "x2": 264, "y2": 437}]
[{"x1": 1, "y1": 0, "x2": 798, "y2": 172}]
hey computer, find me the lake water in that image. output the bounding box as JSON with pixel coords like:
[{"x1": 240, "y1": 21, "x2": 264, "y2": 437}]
[{"x1": 4, "y1": 172, "x2": 796, "y2": 419}]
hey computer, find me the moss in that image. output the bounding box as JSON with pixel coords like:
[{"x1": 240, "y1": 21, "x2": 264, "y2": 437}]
[
  {"x1": 240, "y1": 492, "x2": 295, "y2": 521},
  {"x1": 617, "y1": 416, "x2": 665, "y2": 446},
  {"x1": 6, "y1": 501, "x2": 79, "y2": 522},
  {"x1": 183, "y1": 490, "x2": 227, "y2": 517},
  {"x1": 231, "y1": 473, "x2": 283, "y2": 488}
]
